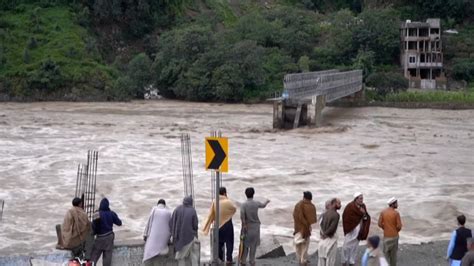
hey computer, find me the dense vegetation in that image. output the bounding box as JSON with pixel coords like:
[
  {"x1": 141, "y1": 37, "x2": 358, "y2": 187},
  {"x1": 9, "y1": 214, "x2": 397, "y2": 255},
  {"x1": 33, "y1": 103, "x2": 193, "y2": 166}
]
[
  {"x1": 374, "y1": 90, "x2": 474, "y2": 104},
  {"x1": 0, "y1": 0, "x2": 473, "y2": 101}
]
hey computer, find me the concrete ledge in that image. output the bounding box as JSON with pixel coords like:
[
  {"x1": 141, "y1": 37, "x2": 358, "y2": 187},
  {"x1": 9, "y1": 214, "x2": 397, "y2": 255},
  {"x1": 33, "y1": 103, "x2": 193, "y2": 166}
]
[
  {"x1": 0, "y1": 241, "x2": 200, "y2": 266},
  {"x1": 256, "y1": 236, "x2": 286, "y2": 259}
]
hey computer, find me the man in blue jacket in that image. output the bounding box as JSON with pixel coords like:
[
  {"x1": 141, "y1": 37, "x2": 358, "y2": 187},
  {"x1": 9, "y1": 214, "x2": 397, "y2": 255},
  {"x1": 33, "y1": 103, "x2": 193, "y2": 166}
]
[{"x1": 91, "y1": 198, "x2": 122, "y2": 266}]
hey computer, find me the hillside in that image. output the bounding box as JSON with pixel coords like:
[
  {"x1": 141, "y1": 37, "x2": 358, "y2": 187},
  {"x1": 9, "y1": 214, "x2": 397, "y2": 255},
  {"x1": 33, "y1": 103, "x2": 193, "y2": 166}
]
[{"x1": 0, "y1": 0, "x2": 473, "y2": 102}]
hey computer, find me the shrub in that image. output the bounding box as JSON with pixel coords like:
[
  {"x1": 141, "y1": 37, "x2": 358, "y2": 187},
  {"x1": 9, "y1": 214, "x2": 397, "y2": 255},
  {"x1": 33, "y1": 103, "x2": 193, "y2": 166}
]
[
  {"x1": 366, "y1": 72, "x2": 408, "y2": 97},
  {"x1": 28, "y1": 59, "x2": 64, "y2": 91},
  {"x1": 126, "y1": 53, "x2": 152, "y2": 98},
  {"x1": 27, "y1": 37, "x2": 38, "y2": 49},
  {"x1": 109, "y1": 76, "x2": 133, "y2": 100},
  {"x1": 23, "y1": 48, "x2": 31, "y2": 63},
  {"x1": 452, "y1": 60, "x2": 474, "y2": 82},
  {"x1": 352, "y1": 49, "x2": 375, "y2": 80}
]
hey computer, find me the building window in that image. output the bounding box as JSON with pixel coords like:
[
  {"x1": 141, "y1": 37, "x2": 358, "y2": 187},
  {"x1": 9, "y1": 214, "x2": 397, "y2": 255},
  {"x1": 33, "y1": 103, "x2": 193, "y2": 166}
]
[
  {"x1": 409, "y1": 56, "x2": 416, "y2": 63},
  {"x1": 430, "y1": 28, "x2": 440, "y2": 35},
  {"x1": 420, "y1": 54, "x2": 425, "y2": 63},
  {"x1": 419, "y1": 28, "x2": 429, "y2": 37}
]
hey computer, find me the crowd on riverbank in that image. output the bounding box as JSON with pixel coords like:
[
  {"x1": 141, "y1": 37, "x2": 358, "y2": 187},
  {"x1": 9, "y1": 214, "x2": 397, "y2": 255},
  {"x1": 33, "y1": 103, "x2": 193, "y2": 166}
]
[{"x1": 57, "y1": 188, "x2": 474, "y2": 266}]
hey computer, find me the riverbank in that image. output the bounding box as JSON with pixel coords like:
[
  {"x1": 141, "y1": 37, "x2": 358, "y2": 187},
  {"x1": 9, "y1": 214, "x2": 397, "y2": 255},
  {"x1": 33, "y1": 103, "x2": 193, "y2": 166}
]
[
  {"x1": 258, "y1": 240, "x2": 449, "y2": 266},
  {"x1": 0, "y1": 240, "x2": 449, "y2": 265},
  {"x1": 330, "y1": 100, "x2": 474, "y2": 109}
]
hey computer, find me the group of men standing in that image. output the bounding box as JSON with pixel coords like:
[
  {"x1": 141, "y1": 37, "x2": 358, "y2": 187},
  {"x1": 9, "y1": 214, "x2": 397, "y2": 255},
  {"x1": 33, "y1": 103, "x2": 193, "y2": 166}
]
[
  {"x1": 143, "y1": 186, "x2": 269, "y2": 266},
  {"x1": 292, "y1": 191, "x2": 402, "y2": 266},
  {"x1": 57, "y1": 197, "x2": 122, "y2": 266},
  {"x1": 143, "y1": 196, "x2": 199, "y2": 266},
  {"x1": 59, "y1": 190, "x2": 474, "y2": 266}
]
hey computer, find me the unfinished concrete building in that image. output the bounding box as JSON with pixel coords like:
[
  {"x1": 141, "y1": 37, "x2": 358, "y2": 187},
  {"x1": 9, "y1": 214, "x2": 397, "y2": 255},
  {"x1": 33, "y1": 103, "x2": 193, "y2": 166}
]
[{"x1": 400, "y1": 18, "x2": 446, "y2": 89}]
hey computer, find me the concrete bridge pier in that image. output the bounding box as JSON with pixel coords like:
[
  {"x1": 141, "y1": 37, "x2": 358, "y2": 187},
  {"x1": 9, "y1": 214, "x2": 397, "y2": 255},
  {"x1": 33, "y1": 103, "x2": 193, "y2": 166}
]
[
  {"x1": 312, "y1": 95, "x2": 326, "y2": 127},
  {"x1": 273, "y1": 96, "x2": 327, "y2": 129},
  {"x1": 273, "y1": 99, "x2": 310, "y2": 129}
]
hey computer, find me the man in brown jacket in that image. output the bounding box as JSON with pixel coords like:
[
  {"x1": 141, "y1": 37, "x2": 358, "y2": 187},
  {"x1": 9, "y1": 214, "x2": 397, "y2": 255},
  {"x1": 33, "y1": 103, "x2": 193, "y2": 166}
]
[
  {"x1": 293, "y1": 191, "x2": 317, "y2": 266},
  {"x1": 378, "y1": 197, "x2": 402, "y2": 266},
  {"x1": 58, "y1": 197, "x2": 92, "y2": 258}
]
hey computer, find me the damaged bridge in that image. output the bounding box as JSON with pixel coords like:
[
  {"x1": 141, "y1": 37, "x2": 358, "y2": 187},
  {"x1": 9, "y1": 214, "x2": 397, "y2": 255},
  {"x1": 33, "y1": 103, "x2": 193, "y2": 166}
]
[{"x1": 271, "y1": 69, "x2": 363, "y2": 129}]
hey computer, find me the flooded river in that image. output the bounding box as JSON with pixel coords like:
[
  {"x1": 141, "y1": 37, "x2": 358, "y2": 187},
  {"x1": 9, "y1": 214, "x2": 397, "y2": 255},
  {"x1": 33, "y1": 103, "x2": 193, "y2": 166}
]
[{"x1": 0, "y1": 101, "x2": 473, "y2": 258}]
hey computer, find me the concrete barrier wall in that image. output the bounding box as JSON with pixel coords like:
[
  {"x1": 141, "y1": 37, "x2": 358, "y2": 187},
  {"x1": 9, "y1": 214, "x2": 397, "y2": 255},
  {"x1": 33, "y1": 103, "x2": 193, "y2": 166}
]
[
  {"x1": 0, "y1": 241, "x2": 197, "y2": 266},
  {"x1": 0, "y1": 237, "x2": 285, "y2": 265}
]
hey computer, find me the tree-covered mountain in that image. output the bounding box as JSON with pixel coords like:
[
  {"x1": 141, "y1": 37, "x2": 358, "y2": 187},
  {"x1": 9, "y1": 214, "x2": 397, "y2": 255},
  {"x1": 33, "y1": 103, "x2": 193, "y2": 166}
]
[{"x1": 0, "y1": 0, "x2": 473, "y2": 101}]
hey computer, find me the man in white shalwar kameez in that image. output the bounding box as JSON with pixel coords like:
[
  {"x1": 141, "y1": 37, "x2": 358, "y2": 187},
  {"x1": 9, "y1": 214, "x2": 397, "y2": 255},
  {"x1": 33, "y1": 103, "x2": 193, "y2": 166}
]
[{"x1": 143, "y1": 199, "x2": 172, "y2": 265}]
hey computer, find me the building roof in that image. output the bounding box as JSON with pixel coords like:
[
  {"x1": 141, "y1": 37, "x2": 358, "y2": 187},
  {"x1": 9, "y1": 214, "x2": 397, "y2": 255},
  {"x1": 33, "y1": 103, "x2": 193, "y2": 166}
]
[{"x1": 400, "y1": 18, "x2": 440, "y2": 29}]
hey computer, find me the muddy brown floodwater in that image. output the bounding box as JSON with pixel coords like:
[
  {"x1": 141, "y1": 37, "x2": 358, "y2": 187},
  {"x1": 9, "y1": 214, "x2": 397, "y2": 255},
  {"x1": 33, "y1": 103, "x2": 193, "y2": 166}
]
[{"x1": 0, "y1": 101, "x2": 473, "y2": 259}]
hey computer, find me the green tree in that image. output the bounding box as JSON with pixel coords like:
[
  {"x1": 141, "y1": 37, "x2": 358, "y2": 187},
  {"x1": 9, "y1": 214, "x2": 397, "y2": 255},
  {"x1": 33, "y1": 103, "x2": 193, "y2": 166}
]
[
  {"x1": 89, "y1": 0, "x2": 188, "y2": 37},
  {"x1": 410, "y1": 0, "x2": 466, "y2": 23},
  {"x1": 126, "y1": 53, "x2": 152, "y2": 98},
  {"x1": 28, "y1": 59, "x2": 64, "y2": 91},
  {"x1": 23, "y1": 48, "x2": 31, "y2": 64},
  {"x1": 313, "y1": 9, "x2": 357, "y2": 66},
  {"x1": 298, "y1": 56, "x2": 310, "y2": 72},
  {"x1": 366, "y1": 72, "x2": 408, "y2": 97},
  {"x1": 352, "y1": 49, "x2": 375, "y2": 80},
  {"x1": 352, "y1": 8, "x2": 400, "y2": 64},
  {"x1": 152, "y1": 25, "x2": 216, "y2": 98},
  {"x1": 452, "y1": 59, "x2": 474, "y2": 82}
]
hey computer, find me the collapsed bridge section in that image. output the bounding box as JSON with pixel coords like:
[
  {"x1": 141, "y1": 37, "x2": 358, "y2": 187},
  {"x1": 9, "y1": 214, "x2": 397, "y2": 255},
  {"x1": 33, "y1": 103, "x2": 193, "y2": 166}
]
[{"x1": 272, "y1": 69, "x2": 363, "y2": 129}]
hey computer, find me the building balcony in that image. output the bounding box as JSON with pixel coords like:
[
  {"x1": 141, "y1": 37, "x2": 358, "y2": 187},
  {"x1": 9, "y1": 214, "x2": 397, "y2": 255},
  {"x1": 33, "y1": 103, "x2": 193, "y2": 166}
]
[
  {"x1": 401, "y1": 36, "x2": 430, "y2": 41},
  {"x1": 407, "y1": 62, "x2": 443, "y2": 68}
]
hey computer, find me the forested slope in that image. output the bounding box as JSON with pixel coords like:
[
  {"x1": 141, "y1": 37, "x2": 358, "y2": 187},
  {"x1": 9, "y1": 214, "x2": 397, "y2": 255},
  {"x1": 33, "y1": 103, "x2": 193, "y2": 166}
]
[{"x1": 0, "y1": 0, "x2": 473, "y2": 101}]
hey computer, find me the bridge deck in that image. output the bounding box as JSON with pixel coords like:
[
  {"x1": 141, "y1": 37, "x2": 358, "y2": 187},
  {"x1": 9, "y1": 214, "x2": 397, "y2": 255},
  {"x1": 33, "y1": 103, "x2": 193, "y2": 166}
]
[{"x1": 283, "y1": 69, "x2": 363, "y2": 102}]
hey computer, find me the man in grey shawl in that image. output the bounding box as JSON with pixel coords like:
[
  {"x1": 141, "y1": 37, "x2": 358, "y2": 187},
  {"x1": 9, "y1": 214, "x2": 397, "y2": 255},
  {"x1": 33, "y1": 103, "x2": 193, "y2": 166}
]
[
  {"x1": 170, "y1": 196, "x2": 199, "y2": 266},
  {"x1": 318, "y1": 198, "x2": 341, "y2": 266},
  {"x1": 143, "y1": 199, "x2": 172, "y2": 265},
  {"x1": 239, "y1": 187, "x2": 270, "y2": 266}
]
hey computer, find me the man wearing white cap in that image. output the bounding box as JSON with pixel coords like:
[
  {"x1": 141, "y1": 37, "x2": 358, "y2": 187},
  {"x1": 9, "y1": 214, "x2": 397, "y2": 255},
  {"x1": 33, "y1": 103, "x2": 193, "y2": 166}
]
[
  {"x1": 378, "y1": 197, "x2": 402, "y2": 266},
  {"x1": 342, "y1": 192, "x2": 371, "y2": 266}
]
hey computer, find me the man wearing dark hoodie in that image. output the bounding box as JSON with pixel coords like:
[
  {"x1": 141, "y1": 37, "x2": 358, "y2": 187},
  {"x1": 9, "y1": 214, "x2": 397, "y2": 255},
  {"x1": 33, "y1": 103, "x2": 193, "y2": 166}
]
[
  {"x1": 170, "y1": 196, "x2": 199, "y2": 266},
  {"x1": 91, "y1": 198, "x2": 122, "y2": 266}
]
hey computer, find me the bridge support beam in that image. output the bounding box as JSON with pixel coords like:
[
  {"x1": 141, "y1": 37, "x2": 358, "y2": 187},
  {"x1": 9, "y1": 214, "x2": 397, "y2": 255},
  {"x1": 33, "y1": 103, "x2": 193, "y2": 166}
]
[
  {"x1": 272, "y1": 100, "x2": 309, "y2": 129},
  {"x1": 273, "y1": 100, "x2": 283, "y2": 129},
  {"x1": 312, "y1": 95, "x2": 326, "y2": 127}
]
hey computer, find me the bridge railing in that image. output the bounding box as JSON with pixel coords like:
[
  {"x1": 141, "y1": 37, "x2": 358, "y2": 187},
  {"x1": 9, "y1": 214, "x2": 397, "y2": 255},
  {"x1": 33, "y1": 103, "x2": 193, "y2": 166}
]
[{"x1": 283, "y1": 69, "x2": 362, "y2": 102}]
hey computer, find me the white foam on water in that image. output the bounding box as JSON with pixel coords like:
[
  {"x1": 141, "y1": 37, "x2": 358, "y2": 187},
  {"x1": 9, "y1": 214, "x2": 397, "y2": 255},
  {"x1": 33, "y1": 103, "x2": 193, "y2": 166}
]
[{"x1": 0, "y1": 101, "x2": 473, "y2": 258}]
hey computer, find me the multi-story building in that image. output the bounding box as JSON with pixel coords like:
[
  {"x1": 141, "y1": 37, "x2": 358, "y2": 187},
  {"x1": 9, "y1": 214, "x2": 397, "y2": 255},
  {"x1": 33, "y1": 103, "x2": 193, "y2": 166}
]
[{"x1": 400, "y1": 18, "x2": 446, "y2": 89}]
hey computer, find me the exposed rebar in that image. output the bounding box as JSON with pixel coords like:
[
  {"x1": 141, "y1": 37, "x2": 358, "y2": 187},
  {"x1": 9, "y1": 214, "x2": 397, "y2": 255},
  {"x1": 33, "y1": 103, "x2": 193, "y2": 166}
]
[
  {"x1": 180, "y1": 133, "x2": 195, "y2": 206},
  {"x1": 75, "y1": 150, "x2": 99, "y2": 221}
]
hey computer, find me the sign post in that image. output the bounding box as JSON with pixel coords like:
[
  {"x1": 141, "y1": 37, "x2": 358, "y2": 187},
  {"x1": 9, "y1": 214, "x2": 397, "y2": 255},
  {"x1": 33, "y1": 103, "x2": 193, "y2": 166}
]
[{"x1": 205, "y1": 133, "x2": 228, "y2": 265}]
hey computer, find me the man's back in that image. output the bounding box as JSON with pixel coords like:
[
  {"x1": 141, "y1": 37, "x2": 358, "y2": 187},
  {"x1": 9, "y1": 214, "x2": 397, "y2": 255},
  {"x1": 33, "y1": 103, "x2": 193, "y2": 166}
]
[
  {"x1": 378, "y1": 207, "x2": 402, "y2": 238},
  {"x1": 93, "y1": 198, "x2": 122, "y2": 236},
  {"x1": 241, "y1": 199, "x2": 264, "y2": 224},
  {"x1": 62, "y1": 206, "x2": 91, "y2": 248},
  {"x1": 293, "y1": 200, "x2": 317, "y2": 237},
  {"x1": 320, "y1": 209, "x2": 340, "y2": 238}
]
